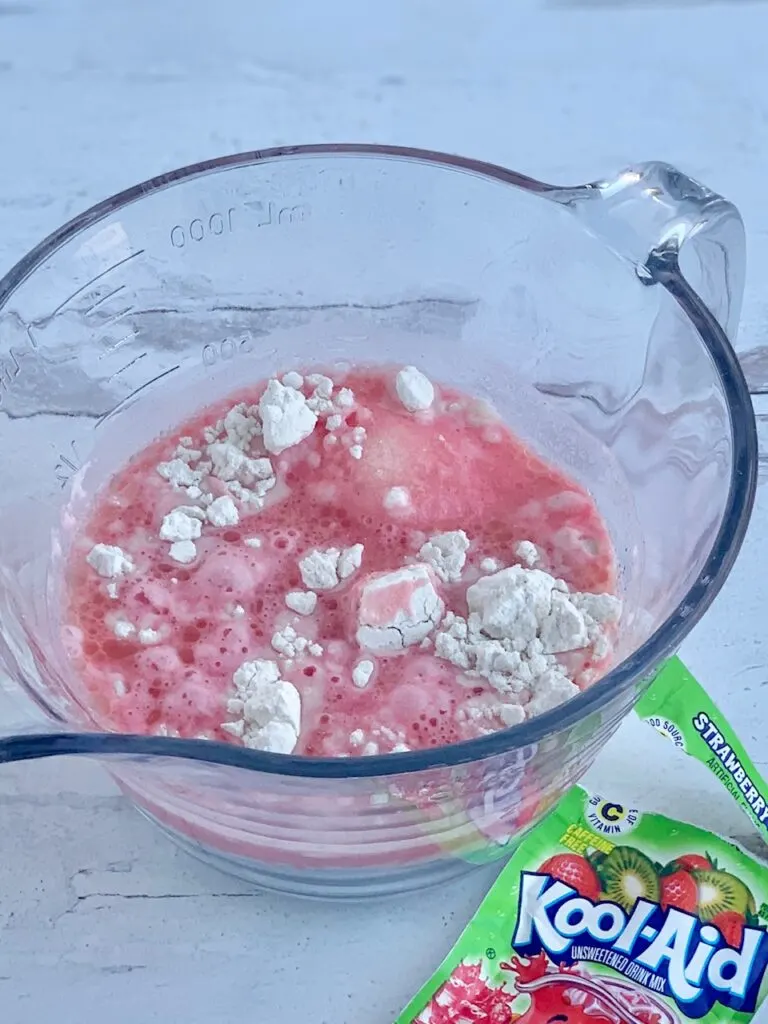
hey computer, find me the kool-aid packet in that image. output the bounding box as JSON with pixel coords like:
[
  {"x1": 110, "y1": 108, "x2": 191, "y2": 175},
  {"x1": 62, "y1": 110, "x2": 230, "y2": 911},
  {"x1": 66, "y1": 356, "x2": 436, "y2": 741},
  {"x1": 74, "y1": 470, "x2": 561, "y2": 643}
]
[
  {"x1": 397, "y1": 658, "x2": 768, "y2": 1024},
  {"x1": 636, "y1": 659, "x2": 768, "y2": 840}
]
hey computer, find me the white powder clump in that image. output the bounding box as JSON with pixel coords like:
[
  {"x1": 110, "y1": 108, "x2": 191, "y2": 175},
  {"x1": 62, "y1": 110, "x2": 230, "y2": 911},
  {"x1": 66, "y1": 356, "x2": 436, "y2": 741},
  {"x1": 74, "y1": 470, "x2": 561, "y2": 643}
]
[
  {"x1": 306, "y1": 374, "x2": 336, "y2": 414},
  {"x1": 169, "y1": 540, "x2": 197, "y2": 564},
  {"x1": 222, "y1": 402, "x2": 261, "y2": 447},
  {"x1": 244, "y1": 536, "x2": 262, "y2": 548},
  {"x1": 352, "y1": 659, "x2": 375, "y2": 689},
  {"x1": 207, "y1": 442, "x2": 273, "y2": 489},
  {"x1": 526, "y1": 670, "x2": 580, "y2": 716},
  {"x1": 395, "y1": 366, "x2": 434, "y2": 412},
  {"x1": 467, "y1": 567, "x2": 558, "y2": 646},
  {"x1": 174, "y1": 447, "x2": 202, "y2": 466},
  {"x1": 307, "y1": 373, "x2": 333, "y2": 398},
  {"x1": 156, "y1": 458, "x2": 202, "y2": 489},
  {"x1": 419, "y1": 530, "x2": 470, "y2": 583},
  {"x1": 538, "y1": 590, "x2": 590, "y2": 654},
  {"x1": 159, "y1": 508, "x2": 203, "y2": 543},
  {"x1": 384, "y1": 486, "x2": 410, "y2": 511},
  {"x1": 480, "y1": 557, "x2": 503, "y2": 574},
  {"x1": 175, "y1": 505, "x2": 206, "y2": 520},
  {"x1": 433, "y1": 549, "x2": 621, "y2": 720},
  {"x1": 338, "y1": 543, "x2": 364, "y2": 580},
  {"x1": 87, "y1": 544, "x2": 134, "y2": 579},
  {"x1": 285, "y1": 591, "x2": 318, "y2": 616},
  {"x1": 220, "y1": 719, "x2": 245, "y2": 739},
  {"x1": 435, "y1": 610, "x2": 571, "y2": 706},
  {"x1": 259, "y1": 379, "x2": 317, "y2": 454},
  {"x1": 349, "y1": 444, "x2": 363, "y2": 460},
  {"x1": 572, "y1": 592, "x2": 622, "y2": 627},
  {"x1": 299, "y1": 548, "x2": 340, "y2": 590},
  {"x1": 205, "y1": 442, "x2": 247, "y2": 482},
  {"x1": 272, "y1": 625, "x2": 299, "y2": 658},
  {"x1": 222, "y1": 659, "x2": 301, "y2": 754},
  {"x1": 203, "y1": 402, "x2": 261, "y2": 451},
  {"x1": 499, "y1": 704, "x2": 526, "y2": 727},
  {"x1": 206, "y1": 495, "x2": 240, "y2": 527},
  {"x1": 467, "y1": 566, "x2": 617, "y2": 656},
  {"x1": 271, "y1": 625, "x2": 323, "y2": 659},
  {"x1": 515, "y1": 540, "x2": 539, "y2": 567},
  {"x1": 113, "y1": 619, "x2": 135, "y2": 640},
  {"x1": 571, "y1": 592, "x2": 622, "y2": 657},
  {"x1": 357, "y1": 564, "x2": 444, "y2": 654},
  {"x1": 281, "y1": 371, "x2": 304, "y2": 390}
]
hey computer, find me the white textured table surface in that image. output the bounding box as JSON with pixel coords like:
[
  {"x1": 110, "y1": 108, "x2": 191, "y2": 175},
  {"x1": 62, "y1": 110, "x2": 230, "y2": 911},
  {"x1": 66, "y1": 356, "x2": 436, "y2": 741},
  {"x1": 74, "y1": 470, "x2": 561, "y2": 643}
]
[{"x1": 2, "y1": 1, "x2": 768, "y2": 1021}]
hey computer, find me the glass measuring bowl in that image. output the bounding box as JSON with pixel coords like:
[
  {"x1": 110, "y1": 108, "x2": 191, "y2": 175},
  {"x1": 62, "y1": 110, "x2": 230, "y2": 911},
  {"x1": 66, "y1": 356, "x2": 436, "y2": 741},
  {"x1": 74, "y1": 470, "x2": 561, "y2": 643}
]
[{"x1": 0, "y1": 146, "x2": 756, "y2": 898}]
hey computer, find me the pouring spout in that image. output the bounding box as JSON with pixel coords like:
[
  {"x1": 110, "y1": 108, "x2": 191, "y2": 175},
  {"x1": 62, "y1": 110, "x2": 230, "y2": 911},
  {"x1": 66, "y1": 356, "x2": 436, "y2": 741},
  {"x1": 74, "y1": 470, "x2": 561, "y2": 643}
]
[{"x1": 552, "y1": 161, "x2": 746, "y2": 343}]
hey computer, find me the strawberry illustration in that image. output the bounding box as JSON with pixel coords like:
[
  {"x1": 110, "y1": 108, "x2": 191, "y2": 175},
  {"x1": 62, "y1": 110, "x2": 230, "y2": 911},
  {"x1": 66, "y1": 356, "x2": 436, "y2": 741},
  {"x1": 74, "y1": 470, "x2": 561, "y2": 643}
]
[
  {"x1": 712, "y1": 910, "x2": 746, "y2": 948},
  {"x1": 660, "y1": 869, "x2": 698, "y2": 913},
  {"x1": 671, "y1": 853, "x2": 713, "y2": 873},
  {"x1": 539, "y1": 853, "x2": 601, "y2": 901}
]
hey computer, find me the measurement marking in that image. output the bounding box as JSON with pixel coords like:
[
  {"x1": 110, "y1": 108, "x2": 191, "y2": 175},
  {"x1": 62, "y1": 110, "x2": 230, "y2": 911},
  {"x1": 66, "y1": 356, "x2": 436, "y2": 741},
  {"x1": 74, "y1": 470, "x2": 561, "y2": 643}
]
[
  {"x1": 50, "y1": 250, "x2": 145, "y2": 317},
  {"x1": 99, "y1": 307, "x2": 134, "y2": 331},
  {"x1": 54, "y1": 439, "x2": 83, "y2": 488},
  {"x1": 209, "y1": 297, "x2": 476, "y2": 314},
  {"x1": 111, "y1": 328, "x2": 139, "y2": 350},
  {"x1": 106, "y1": 350, "x2": 147, "y2": 382},
  {"x1": 83, "y1": 284, "x2": 127, "y2": 316},
  {"x1": 98, "y1": 329, "x2": 139, "y2": 359},
  {"x1": 96, "y1": 365, "x2": 180, "y2": 425},
  {"x1": 244, "y1": 200, "x2": 273, "y2": 227}
]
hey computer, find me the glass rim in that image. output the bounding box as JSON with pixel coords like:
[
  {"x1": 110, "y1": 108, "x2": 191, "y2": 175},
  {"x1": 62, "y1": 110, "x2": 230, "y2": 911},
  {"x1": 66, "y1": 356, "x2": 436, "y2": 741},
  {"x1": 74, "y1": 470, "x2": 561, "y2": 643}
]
[{"x1": 0, "y1": 144, "x2": 757, "y2": 779}]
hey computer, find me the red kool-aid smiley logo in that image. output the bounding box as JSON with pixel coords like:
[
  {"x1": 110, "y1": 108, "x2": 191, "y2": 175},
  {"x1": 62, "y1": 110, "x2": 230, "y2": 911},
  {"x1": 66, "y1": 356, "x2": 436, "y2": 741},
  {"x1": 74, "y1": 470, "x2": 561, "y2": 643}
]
[
  {"x1": 416, "y1": 954, "x2": 678, "y2": 1024},
  {"x1": 501, "y1": 954, "x2": 678, "y2": 1024}
]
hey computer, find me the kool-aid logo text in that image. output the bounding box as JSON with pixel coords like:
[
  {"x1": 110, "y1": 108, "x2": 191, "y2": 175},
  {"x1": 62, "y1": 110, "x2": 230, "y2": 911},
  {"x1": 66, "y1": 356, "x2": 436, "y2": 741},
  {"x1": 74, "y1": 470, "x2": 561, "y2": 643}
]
[{"x1": 512, "y1": 872, "x2": 768, "y2": 1019}]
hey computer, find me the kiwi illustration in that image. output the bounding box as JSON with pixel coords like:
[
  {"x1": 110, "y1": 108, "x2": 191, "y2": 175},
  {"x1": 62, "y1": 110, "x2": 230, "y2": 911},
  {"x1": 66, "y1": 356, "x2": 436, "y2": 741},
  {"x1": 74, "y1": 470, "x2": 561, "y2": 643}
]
[
  {"x1": 599, "y1": 846, "x2": 660, "y2": 912},
  {"x1": 588, "y1": 850, "x2": 607, "y2": 872},
  {"x1": 693, "y1": 870, "x2": 754, "y2": 921}
]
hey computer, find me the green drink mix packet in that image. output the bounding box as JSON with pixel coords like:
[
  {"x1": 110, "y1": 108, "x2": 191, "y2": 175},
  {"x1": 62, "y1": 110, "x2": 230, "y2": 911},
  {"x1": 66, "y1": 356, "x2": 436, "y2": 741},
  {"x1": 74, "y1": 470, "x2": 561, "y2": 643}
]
[
  {"x1": 636, "y1": 659, "x2": 768, "y2": 838},
  {"x1": 397, "y1": 658, "x2": 768, "y2": 1024}
]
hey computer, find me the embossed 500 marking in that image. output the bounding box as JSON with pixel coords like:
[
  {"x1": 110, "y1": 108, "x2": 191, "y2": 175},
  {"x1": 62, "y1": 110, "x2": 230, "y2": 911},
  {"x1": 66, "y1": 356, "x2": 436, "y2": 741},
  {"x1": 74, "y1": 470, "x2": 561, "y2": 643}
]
[{"x1": 201, "y1": 335, "x2": 255, "y2": 367}]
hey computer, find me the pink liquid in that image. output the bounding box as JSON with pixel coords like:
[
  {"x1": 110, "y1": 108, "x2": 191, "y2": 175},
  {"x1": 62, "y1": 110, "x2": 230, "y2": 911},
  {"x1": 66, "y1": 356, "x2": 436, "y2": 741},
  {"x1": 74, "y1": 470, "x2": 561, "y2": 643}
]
[{"x1": 62, "y1": 368, "x2": 615, "y2": 756}]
